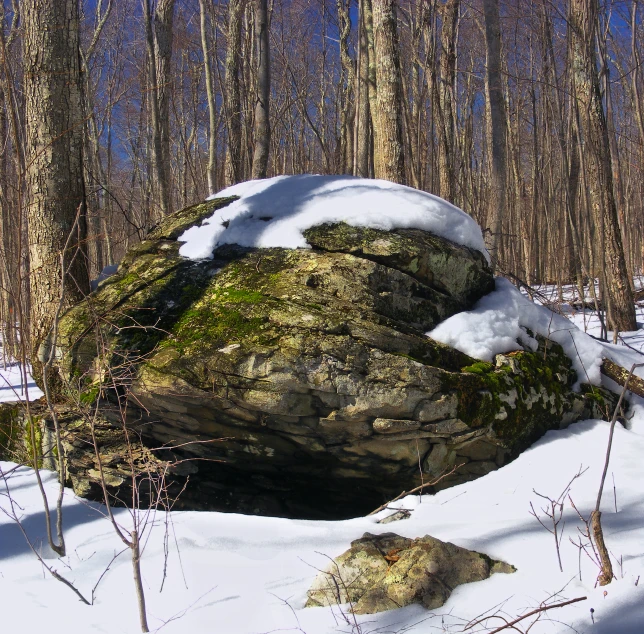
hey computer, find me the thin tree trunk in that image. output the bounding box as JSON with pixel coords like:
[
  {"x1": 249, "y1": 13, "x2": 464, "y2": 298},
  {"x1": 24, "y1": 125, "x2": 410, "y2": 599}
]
[
  {"x1": 437, "y1": 0, "x2": 460, "y2": 202},
  {"x1": 354, "y1": 0, "x2": 371, "y2": 177},
  {"x1": 199, "y1": 0, "x2": 218, "y2": 194},
  {"x1": 371, "y1": 0, "x2": 405, "y2": 183},
  {"x1": 337, "y1": 0, "x2": 354, "y2": 174},
  {"x1": 225, "y1": 0, "x2": 246, "y2": 186},
  {"x1": 142, "y1": 0, "x2": 170, "y2": 218},
  {"x1": 631, "y1": 2, "x2": 644, "y2": 152},
  {"x1": 251, "y1": 0, "x2": 270, "y2": 179},
  {"x1": 482, "y1": 0, "x2": 507, "y2": 268},
  {"x1": 131, "y1": 529, "x2": 149, "y2": 632},
  {"x1": 364, "y1": 0, "x2": 378, "y2": 174},
  {"x1": 569, "y1": 0, "x2": 636, "y2": 332},
  {"x1": 154, "y1": 0, "x2": 175, "y2": 210}
]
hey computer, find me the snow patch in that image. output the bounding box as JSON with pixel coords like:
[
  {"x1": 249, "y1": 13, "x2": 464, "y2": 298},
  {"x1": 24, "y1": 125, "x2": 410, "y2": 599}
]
[
  {"x1": 0, "y1": 362, "x2": 43, "y2": 402},
  {"x1": 428, "y1": 277, "x2": 607, "y2": 388},
  {"x1": 178, "y1": 175, "x2": 488, "y2": 261},
  {"x1": 90, "y1": 263, "x2": 119, "y2": 291}
]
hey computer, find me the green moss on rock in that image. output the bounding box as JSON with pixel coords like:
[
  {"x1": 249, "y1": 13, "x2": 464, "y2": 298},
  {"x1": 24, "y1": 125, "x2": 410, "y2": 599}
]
[
  {"x1": 48, "y1": 202, "x2": 617, "y2": 518},
  {"x1": 147, "y1": 196, "x2": 238, "y2": 241},
  {"x1": 0, "y1": 403, "x2": 22, "y2": 461},
  {"x1": 441, "y1": 342, "x2": 613, "y2": 458}
]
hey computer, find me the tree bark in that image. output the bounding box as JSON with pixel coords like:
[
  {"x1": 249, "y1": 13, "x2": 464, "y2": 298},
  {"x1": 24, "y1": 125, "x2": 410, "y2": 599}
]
[
  {"x1": 142, "y1": 0, "x2": 172, "y2": 218},
  {"x1": 364, "y1": 0, "x2": 378, "y2": 171},
  {"x1": 600, "y1": 358, "x2": 644, "y2": 398},
  {"x1": 371, "y1": 0, "x2": 405, "y2": 184},
  {"x1": 251, "y1": 0, "x2": 270, "y2": 179},
  {"x1": 225, "y1": 0, "x2": 246, "y2": 186},
  {"x1": 23, "y1": 0, "x2": 89, "y2": 380},
  {"x1": 131, "y1": 529, "x2": 149, "y2": 632},
  {"x1": 199, "y1": 0, "x2": 218, "y2": 194},
  {"x1": 0, "y1": 82, "x2": 13, "y2": 356},
  {"x1": 154, "y1": 0, "x2": 175, "y2": 210},
  {"x1": 354, "y1": 0, "x2": 372, "y2": 177},
  {"x1": 437, "y1": 0, "x2": 460, "y2": 202},
  {"x1": 337, "y1": 0, "x2": 354, "y2": 174},
  {"x1": 482, "y1": 0, "x2": 508, "y2": 267},
  {"x1": 569, "y1": 0, "x2": 636, "y2": 332}
]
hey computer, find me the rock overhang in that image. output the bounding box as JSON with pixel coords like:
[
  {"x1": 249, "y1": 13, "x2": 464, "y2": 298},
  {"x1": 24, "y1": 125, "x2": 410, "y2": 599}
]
[{"x1": 47, "y1": 194, "x2": 615, "y2": 519}]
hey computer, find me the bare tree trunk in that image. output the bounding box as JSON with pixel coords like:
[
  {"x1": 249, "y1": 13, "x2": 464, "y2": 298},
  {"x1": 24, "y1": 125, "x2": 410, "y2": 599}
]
[
  {"x1": 437, "y1": 0, "x2": 460, "y2": 202},
  {"x1": 225, "y1": 0, "x2": 246, "y2": 186},
  {"x1": 631, "y1": 1, "x2": 644, "y2": 152},
  {"x1": 0, "y1": 82, "x2": 14, "y2": 360},
  {"x1": 199, "y1": 0, "x2": 218, "y2": 194},
  {"x1": 23, "y1": 0, "x2": 89, "y2": 380},
  {"x1": 354, "y1": 0, "x2": 371, "y2": 177},
  {"x1": 0, "y1": 6, "x2": 22, "y2": 361},
  {"x1": 337, "y1": 0, "x2": 354, "y2": 174},
  {"x1": 251, "y1": 0, "x2": 270, "y2": 179},
  {"x1": 364, "y1": 0, "x2": 378, "y2": 175},
  {"x1": 142, "y1": 0, "x2": 171, "y2": 218},
  {"x1": 482, "y1": 0, "x2": 507, "y2": 268},
  {"x1": 371, "y1": 0, "x2": 405, "y2": 183},
  {"x1": 569, "y1": 0, "x2": 636, "y2": 332},
  {"x1": 154, "y1": 0, "x2": 175, "y2": 209},
  {"x1": 131, "y1": 529, "x2": 149, "y2": 632}
]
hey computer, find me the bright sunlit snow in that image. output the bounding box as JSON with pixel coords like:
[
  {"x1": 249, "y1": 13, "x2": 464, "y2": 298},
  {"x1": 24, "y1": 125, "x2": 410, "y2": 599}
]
[
  {"x1": 429, "y1": 278, "x2": 644, "y2": 389},
  {"x1": 3, "y1": 182, "x2": 644, "y2": 633},
  {"x1": 1, "y1": 398, "x2": 643, "y2": 633},
  {"x1": 177, "y1": 175, "x2": 488, "y2": 261},
  {"x1": 2, "y1": 292, "x2": 643, "y2": 633},
  {"x1": 524, "y1": 278, "x2": 644, "y2": 360},
  {"x1": 0, "y1": 361, "x2": 42, "y2": 402}
]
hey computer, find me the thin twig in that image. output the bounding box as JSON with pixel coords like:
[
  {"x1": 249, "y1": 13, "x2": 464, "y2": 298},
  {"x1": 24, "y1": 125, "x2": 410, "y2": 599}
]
[
  {"x1": 368, "y1": 462, "x2": 465, "y2": 516},
  {"x1": 91, "y1": 547, "x2": 128, "y2": 604},
  {"x1": 596, "y1": 363, "x2": 644, "y2": 512},
  {"x1": 485, "y1": 596, "x2": 586, "y2": 633}
]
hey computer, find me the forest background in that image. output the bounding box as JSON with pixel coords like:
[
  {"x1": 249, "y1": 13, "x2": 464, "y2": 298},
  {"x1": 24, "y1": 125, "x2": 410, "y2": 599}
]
[{"x1": 1, "y1": 0, "x2": 643, "y2": 364}]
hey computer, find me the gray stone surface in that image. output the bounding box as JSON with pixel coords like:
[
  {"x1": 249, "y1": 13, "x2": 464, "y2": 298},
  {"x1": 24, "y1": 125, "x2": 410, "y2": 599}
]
[
  {"x1": 306, "y1": 532, "x2": 515, "y2": 614},
  {"x1": 45, "y1": 198, "x2": 615, "y2": 518}
]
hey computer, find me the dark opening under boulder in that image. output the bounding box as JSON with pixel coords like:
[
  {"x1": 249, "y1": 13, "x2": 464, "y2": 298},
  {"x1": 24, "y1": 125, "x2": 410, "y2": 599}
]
[{"x1": 44, "y1": 196, "x2": 613, "y2": 519}]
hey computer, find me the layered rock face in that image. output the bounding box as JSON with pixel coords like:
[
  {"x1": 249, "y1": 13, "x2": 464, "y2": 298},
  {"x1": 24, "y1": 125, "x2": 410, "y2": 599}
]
[{"x1": 48, "y1": 197, "x2": 611, "y2": 518}]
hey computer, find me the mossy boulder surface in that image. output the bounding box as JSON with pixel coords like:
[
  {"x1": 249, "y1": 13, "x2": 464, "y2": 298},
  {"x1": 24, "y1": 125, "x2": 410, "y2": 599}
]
[
  {"x1": 0, "y1": 402, "x2": 27, "y2": 463},
  {"x1": 306, "y1": 532, "x2": 515, "y2": 614},
  {"x1": 51, "y1": 197, "x2": 611, "y2": 518},
  {"x1": 0, "y1": 399, "x2": 168, "y2": 506}
]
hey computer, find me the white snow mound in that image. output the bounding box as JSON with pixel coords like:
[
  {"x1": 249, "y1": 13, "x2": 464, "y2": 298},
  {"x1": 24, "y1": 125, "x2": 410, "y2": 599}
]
[
  {"x1": 178, "y1": 175, "x2": 488, "y2": 260},
  {"x1": 429, "y1": 277, "x2": 609, "y2": 388}
]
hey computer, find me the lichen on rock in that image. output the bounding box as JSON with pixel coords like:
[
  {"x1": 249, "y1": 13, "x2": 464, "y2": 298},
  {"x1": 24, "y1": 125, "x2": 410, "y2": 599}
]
[
  {"x1": 48, "y1": 197, "x2": 616, "y2": 518},
  {"x1": 305, "y1": 532, "x2": 515, "y2": 614}
]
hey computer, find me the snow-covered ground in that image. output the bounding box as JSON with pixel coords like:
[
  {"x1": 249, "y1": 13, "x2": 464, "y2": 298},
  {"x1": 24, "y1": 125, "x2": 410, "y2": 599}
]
[
  {"x1": 2, "y1": 178, "x2": 643, "y2": 633},
  {"x1": 1, "y1": 396, "x2": 643, "y2": 633},
  {"x1": 0, "y1": 360, "x2": 43, "y2": 403},
  {"x1": 524, "y1": 278, "x2": 644, "y2": 357}
]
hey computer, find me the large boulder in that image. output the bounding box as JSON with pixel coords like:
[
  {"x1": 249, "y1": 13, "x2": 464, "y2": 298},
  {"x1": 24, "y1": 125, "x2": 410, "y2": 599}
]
[
  {"x1": 47, "y1": 196, "x2": 612, "y2": 518},
  {"x1": 306, "y1": 532, "x2": 515, "y2": 614}
]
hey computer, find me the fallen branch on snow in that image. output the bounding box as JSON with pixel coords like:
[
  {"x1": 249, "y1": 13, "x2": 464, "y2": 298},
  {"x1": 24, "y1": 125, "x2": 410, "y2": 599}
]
[
  {"x1": 464, "y1": 595, "x2": 587, "y2": 633},
  {"x1": 601, "y1": 359, "x2": 644, "y2": 399}
]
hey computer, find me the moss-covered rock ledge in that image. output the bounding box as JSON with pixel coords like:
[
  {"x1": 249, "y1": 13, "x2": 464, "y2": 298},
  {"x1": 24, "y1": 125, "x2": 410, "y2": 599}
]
[{"x1": 45, "y1": 197, "x2": 613, "y2": 519}]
